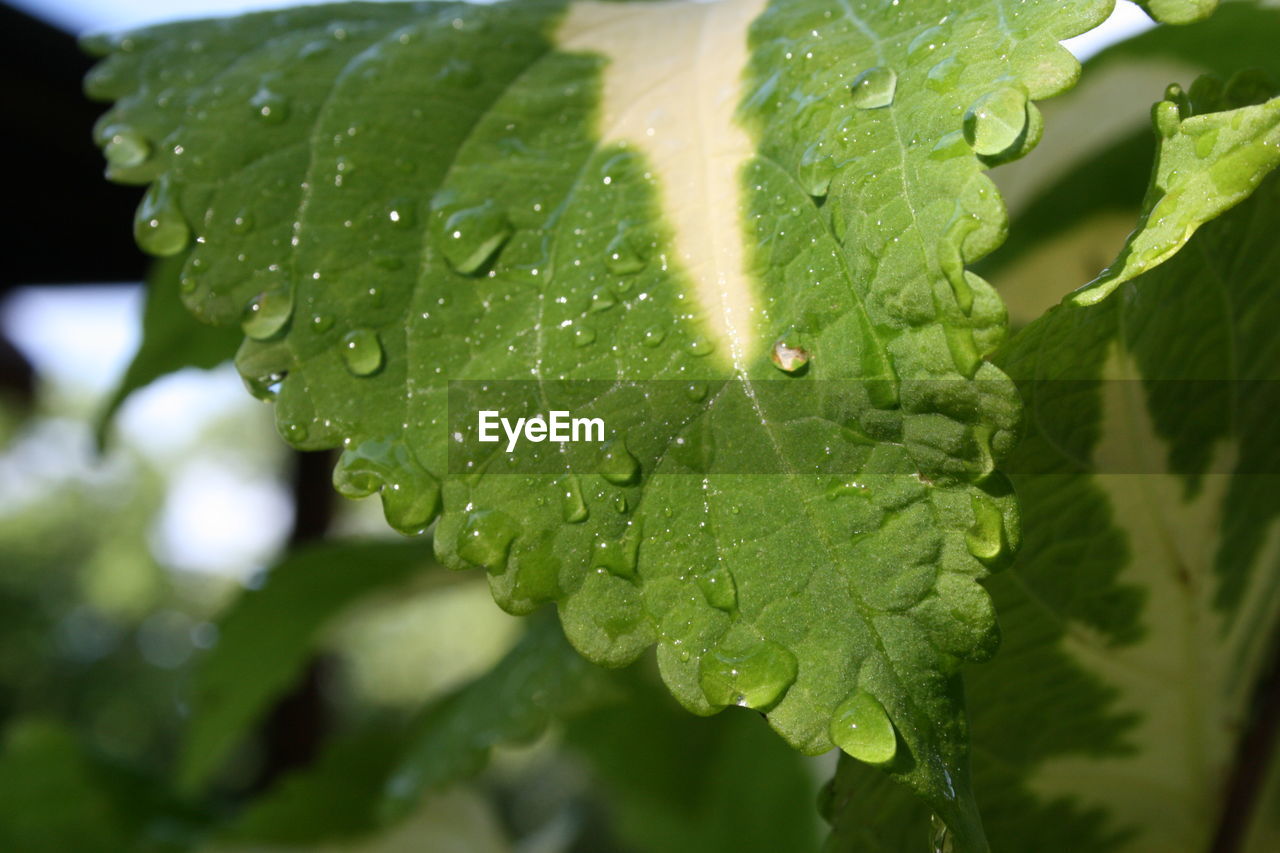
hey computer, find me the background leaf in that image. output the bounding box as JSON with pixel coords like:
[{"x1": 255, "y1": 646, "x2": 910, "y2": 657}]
[
  {"x1": 829, "y1": 113, "x2": 1280, "y2": 853},
  {"x1": 180, "y1": 538, "x2": 437, "y2": 789},
  {"x1": 94, "y1": 253, "x2": 241, "y2": 447}
]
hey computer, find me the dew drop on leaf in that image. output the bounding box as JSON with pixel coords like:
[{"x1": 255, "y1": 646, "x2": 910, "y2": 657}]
[
  {"x1": 456, "y1": 509, "x2": 520, "y2": 572},
  {"x1": 588, "y1": 286, "x2": 616, "y2": 313},
  {"x1": 231, "y1": 209, "x2": 255, "y2": 234},
  {"x1": 249, "y1": 87, "x2": 289, "y2": 123},
  {"x1": 339, "y1": 328, "x2": 384, "y2": 376},
  {"x1": 333, "y1": 439, "x2": 439, "y2": 532},
  {"x1": 559, "y1": 474, "x2": 589, "y2": 523},
  {"x1": 281, "y1": 421, "x2": 309, "y2": 442},
  {"x1": 685, "y1": 381, "x2": 708, "y2": 402},
  {"x1": 798, "y1": 143, "x2": 836, "y2": 197},
  {"x1": 925, "y1": 57, "x2": 961, "y2": 95},
  {"x1": 963, "y1": 87, "x2": 1029, "y2": 156},
  {"x1": 133, "y1": 176, "x2": 190, "y2": 257},
  {"x1": 243, "y1": 371, "x2": 283, "y2": 402},
  {"x1": 592, "y1": 519, "x2": 643, "y2": 579},
  {"x1": 386, "y1": 197, "x2": 416, "y2": 228},
  {"x1": 965, "y1": 493, "x2": 1009, "y2": 566},
  {"x1": 104, "y1": 127, "x2": 151, "y2": 169},
  {"x1": 438, "y1": 200, "x2": 514, "y2": 274},
  {"x1": 697, "y1": 565, "x2": 737, "y2": 612},
  {"x1": 929, "y1": 131, "x2": 969, "y2": 162},
  {"x1": 770, "y1": 337, "x2": 810, "y2": 374},
  {"x1": 1155, "y1": 99, "x2": 1182, "y2": 138},
  {"x1": 597, "y1": 438, "x2": 640, "y2": 486},
  {"x1": 829, "y1": 690, "x2": 897, "y2": 764},
  {"x1": 641, "y1": 326, "x2": 666, "y2": 348},
  {"x1": 241, "y1": 286, "x2": 293, "y2": 340},
  {"x1": 698, "y1": 638, "x2": 798, "y2": 709},
  {"x1": 573, "y1": 325, "x2": 596, "y2": 347},
  {"x1": 311, "y1": 313, "x2": 334, "y2": 333},
  {"x1": 603, "y1": 227, "x2": 649, "y2": 275},
  {"x1": 686, "y1": 335, "x2": 716, "y2": 357},
  {"x1": 931, "y1": 814, "x2": 954, "y2": 853},
  {"x1": 849, "y1": 66, "x2": 897, "y2": 109}
]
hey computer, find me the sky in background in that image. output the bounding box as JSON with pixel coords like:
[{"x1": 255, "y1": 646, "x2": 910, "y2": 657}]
[{"x1": 1, "y1": 0, "x2": 1158, "y2": 578}]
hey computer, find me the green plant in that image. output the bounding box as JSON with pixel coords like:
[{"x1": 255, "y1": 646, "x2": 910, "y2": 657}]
[{"x1": 52, "y1": 0, "x2": 1280, "y2": 849}]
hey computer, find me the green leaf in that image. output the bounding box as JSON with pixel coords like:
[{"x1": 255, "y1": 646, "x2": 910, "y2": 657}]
[
  {"x1": 377, "y1": 609, "x2": 617, "y2": 823},
  {"x1": 1071, "y1": 82, "x2": 1280, "y2": 305},
  {"x1": 226, "y1": 727, "x2": 404, "y2": 843},
  {"x1": 180, "y1": 539, "x2": 436, "y2": 790},
  {"x1": 990, "y1": 1, "x2": 1280, "y2": 291},
  {"x1": 1137, "y1": 0, "x2": 1219, "y2": 25},
  {"x1": 566, "y1": 673, "x2": 821, "y2": 853},
  {"x1": 95, "y1": 253, "x2": 241, "y2": 447},
  {"x1": 0, "y1": 720, "x2": 195, "y2": 852},
  {"x1": 87, "y1": 1, "x2": 1117, "y2": 843},
  {"x1": 832, "y1": 128, "x2": 1280, "y2": 853}
]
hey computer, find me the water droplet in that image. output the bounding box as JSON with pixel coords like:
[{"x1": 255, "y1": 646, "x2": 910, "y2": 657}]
[
  {"x1": 437, "y1": 200, "x2": 513, "y2": 275},
  {"x1": 592, "y1": 519, "x2": 643, "y2": 579},
  {"x1": 333, "y1": 439, "x2": 440, "y2": 532},
  {"x1": 588, "y1": 286, "x2": 616, "y2": 313},
  {"x1": 699, "y1": 638, "x2": 797, "y2": 709},
  {"x1": 1154, "y1": 99, "x2": 1181, "y2": 138},
  {"x1": 250, "y1": 88, "x2": 289, "y2": 123},
  {"x1": 456, "y1": 509, "x2": 520, "y2": 572},
  {"x1": 642, "y1": 326, "x2": 666, "y2": 348},
  {"x1": 798, "y1": 143, "x2": 836, "y2": 197},
  {"x1": 698, "y1": 565, "x2": 737, "y2": 611},
  {"x1": 963, "y1": 87, "x2": 1029, "y2": 156},
  {"x1": 231, "y1": 209, "x2": 255, "y2": 234},
  {"x1": 907, "y1": 25, "x2": 945, "y2": 62},
  {"x1": 243, "y1": 371, "x2": 284, "y2": 401},
  {"x1": 282, "y1": 421, "x2": 309, "y2": 442},
  {"x1": 685, "y1": 382, "x2": 708, "y2": 402},
  {"x1": 939, "y1": 218, "x2": 978, "y2": 313},
  {"x1": 559, "y1": 474, "x2": 589, "y2": 523},
  {"x1": 311, "y1": 313, "x2": 334, "y2": 333},
  {"x1": 830, "y1": 690, "x2": 897, "y2": 764},
  {"x1": 339, "y1": 329, "x2": 384, "y2": 376},
  {"x1": 241, "y1": 286, "x2": 293, "y2": 340},
  {"x1": 133, "y1": 176, "x2": 190, "y2": 257},
  {"x1": 850, "y1": 66, "x2": 897, "y2": 109},
  {"x1": 104, "y1": 127, "x2": 151, "y2": 170},
  {"x1": 686, "y1": 335, "x2": 716, "y2": 357},
  {"x1": 613, "y1": 495, "x2": 628, "y2": 513},
  {"x1": 386, "y1": 197, "x2": 415, "y2": 228},
  {"x1": 929, "y1": 131, "x2": 970, "y2": 162},
  {"x1": 925, "y1": 57, "x2": 961, "y2": 94},
  {"x1": 966, "y1": 493, "x2": 1010, "y2": 567},
  {"x1": 1194, "y1": 126, "x2": 1221, "y2": 158},
  {"x1": 770, "y1": 336, "x2": 810, "y2": 374},
  {"x1": 604, "y1": 227, "x2": 649, "y2": 275},
  {"x1": 573, "y1": 325, "x2": 596, "y2": 348},
  {"x1": 598, "y1": 438, "x2": 640, "y2": 486},
  {"x1": 931, "y1": 815, "x2": 953, "y2": 853}
]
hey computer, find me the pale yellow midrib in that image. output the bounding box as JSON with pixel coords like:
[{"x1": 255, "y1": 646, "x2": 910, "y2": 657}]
[{"x1": 558, "y1": 0, "x2": 768, "y2": 370}]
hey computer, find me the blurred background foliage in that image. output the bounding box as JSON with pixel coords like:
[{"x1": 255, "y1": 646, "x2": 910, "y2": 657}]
[
  {"x1": 0, "y1": 270, "x2": 826, "y2": 851},
  {"x1": 2, "y1": 0, "x2": 1279, "y2": 850}
]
